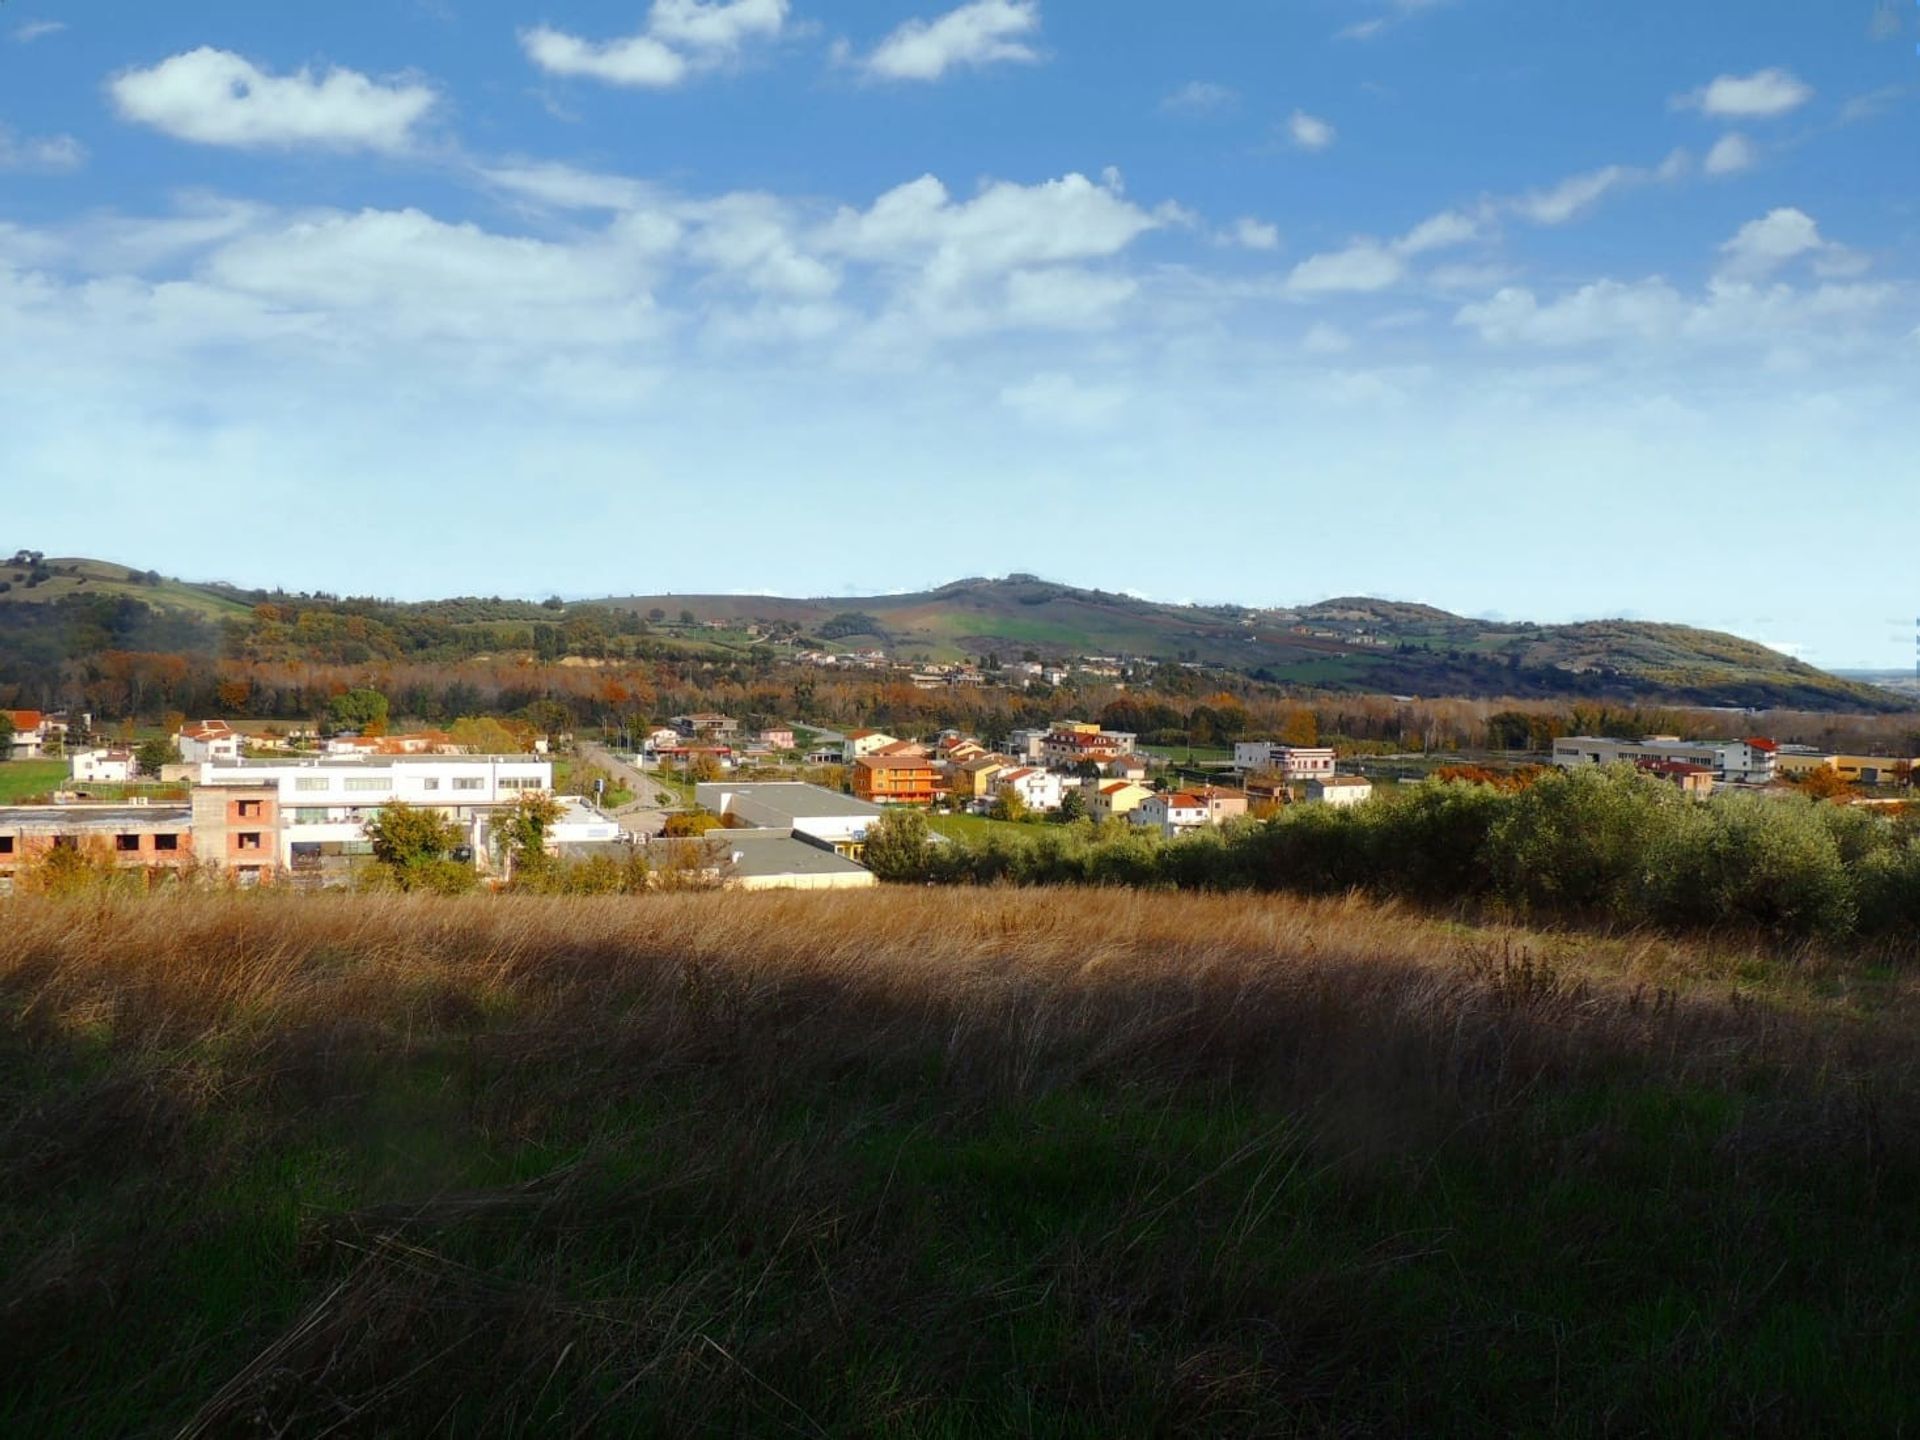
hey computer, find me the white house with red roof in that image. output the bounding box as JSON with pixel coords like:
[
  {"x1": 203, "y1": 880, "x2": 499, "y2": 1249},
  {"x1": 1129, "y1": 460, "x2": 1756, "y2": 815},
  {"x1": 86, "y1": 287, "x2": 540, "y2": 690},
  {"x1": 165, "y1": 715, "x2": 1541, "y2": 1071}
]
[
  {"x1": 1132, "y1": 790, "x2": 1211, "y2": 838},
  {"x1": 176, "y1": 720, "x2": 243, "y2": 765},
  {"x1": 4, "y1": 710, "x2": 48, "y2": 759},
  {"x1": 990, "y1": 766, "x2": 1067, "y2": 813}
]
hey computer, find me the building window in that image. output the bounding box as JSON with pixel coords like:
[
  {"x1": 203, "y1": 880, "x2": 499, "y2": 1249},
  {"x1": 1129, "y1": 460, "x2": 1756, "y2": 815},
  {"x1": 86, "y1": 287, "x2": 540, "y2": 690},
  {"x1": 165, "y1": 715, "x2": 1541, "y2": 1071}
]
[
  {"x1": 344, "y1": 777, "x2": 390, "y2": 793},
  {"x1": 296, "y1": 778, "x2": 329, "y2": 792},
  {"x1": 452, "y1": 778, "x2": 484, "y2": 791},
  {"x1": 294, "y1": 808, "x2": 328, "y2": 825},
  {"x1": 499, "y1": 777, "x2": 542, "y2": 791},
  {"x1": 115, "y1": 834, "x2": 141, "y2": 853},
  {"x1": 154, "y1": 834, "x2": 180, "y2": 852},
  {"x1": 237, "y1": 833, "x2": 263, "y2": 851},
  {"x1": 237, "y1": 800, "x2": 264, "y2": 818},
  {"x1": 421, "y1": 778, "x2": 440, "y2": 791},
  {"x1": 0, "y1": 837, "x2": 10, "y2": 854}
]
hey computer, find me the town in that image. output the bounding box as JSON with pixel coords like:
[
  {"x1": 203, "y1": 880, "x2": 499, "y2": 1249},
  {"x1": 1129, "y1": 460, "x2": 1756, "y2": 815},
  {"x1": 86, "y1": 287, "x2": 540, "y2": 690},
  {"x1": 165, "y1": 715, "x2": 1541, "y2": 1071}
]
[{"x1": 4, "y1": 703, "x2": 1912, "y2": 895}]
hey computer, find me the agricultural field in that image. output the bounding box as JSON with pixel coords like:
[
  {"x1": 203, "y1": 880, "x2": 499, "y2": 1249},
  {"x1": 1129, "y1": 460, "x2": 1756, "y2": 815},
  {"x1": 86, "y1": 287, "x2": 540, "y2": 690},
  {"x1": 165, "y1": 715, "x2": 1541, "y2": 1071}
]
[
  {"x1": 0, "y1": 760, "x2": 69, "y2": 804},
  {"x1": 2, "y1": 887, "x2": 1915, "y2": 1435}
]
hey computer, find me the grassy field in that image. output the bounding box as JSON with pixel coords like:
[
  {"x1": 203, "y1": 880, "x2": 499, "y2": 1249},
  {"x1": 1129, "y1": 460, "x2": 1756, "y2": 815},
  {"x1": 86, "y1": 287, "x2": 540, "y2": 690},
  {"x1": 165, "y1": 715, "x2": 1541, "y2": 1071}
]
[
  {"x1": 2, "y1": 888, "x2": 1916, "y2": 1436},
  {"x1": 926, "y1": 811, "x2": 1035, "y2": 842},
  {"x1": 0, "y1": 760, "x2": 69, "y2": 804}
]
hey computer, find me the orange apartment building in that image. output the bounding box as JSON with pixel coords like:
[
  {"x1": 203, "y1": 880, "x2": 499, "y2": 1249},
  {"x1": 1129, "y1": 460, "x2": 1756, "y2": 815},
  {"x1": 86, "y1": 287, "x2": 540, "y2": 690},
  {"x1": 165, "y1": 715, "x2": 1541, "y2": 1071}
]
[
  {"x1": 190, "y1": 784, "x2": 282, "y2": 884},
  {"x1": 0, "y1": 804, "x2": 195, "y2": 894},
  {"x1": 851, "y1": 754, "x2": 940, "y2": 806}
]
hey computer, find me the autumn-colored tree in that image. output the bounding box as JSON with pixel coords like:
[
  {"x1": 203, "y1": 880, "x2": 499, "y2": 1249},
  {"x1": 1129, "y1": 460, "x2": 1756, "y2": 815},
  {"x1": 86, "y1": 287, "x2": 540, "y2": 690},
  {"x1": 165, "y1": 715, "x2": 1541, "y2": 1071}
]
[
  {"x1": 1280, "y1": 708, "x2": 1320, "y2": 747},
  {"x1": 1792, "y1": 767, "x2": 1857, "y2": 804}
]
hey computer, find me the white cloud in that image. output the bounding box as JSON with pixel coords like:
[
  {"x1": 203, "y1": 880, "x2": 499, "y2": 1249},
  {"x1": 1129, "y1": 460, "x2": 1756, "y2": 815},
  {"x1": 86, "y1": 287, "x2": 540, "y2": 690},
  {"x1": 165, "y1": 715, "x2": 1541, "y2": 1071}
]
[
  {"x1": 1514, "y1": 165, "x2": 1631, "y2": 225},
  {"x1": 1703, "y1": 133, "x2": 1757, "y2": 177},
  {"x1": 1285, "y1": 240, "x2": 1404, "y2": 296},
  {"x1": 999, "y1": 371, "x2": 1126, "y2": 427},
  {"x1": 859, "y1": 0, "x2": 1043, "y2": 82},
  {"x1": 820, "y1": 171, "x2": 1160, "y2": 281},
  {"x1": 1160, "y1": 81, "x2": 1236, "y2": 115},
  {"x1": 110, "y1": 48, "x2": 437, "y2": 152},
  {"x1": 1676, "y1": 68, "x2": 1812, "y2": 119},
  {"x1": 521, "y1": 28, "x2": 688, "y2": 88},
  {"x1": 522, "y1": 0, "x2": 789, "y2": 89},
  {"x1": 484, "y1": 162, "x2": 651, "y2": 212},
  {"x1": 1456, "y1": 273, "x2": 1894, "y2": 352},
  {"x1": 0, "y1": 125, "x2": 85, "y2": 172},
  {"x1": 1227, "y1": 217, "x2": 1280, "y2": 251},
  {"x1": 1285, "y1": 109, "x2": 1337, "y2": 152},
  {"x1": 14, "y1": 20, "x2": 66, "y2": 43},
  {"x1": 1336, "y1": 0, "x2": 1445, "y2": 41},
  {"x1": 1394, "y1": 209, "x2": 1478, "y2": 255},
  {"x1": 1717, "y1": 207, "x2": 1839, "y2": 280}
]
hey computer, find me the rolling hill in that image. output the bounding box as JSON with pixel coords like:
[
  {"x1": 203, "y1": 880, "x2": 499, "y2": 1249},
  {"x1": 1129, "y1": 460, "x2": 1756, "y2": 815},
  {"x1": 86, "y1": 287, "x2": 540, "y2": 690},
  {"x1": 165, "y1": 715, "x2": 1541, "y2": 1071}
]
[
  {"x1": 600, "y1": 575, "x2": 1908, "y2": 712},
  {"x1": 1, "y1": 554, "x2": 1902, "y2": 711}
]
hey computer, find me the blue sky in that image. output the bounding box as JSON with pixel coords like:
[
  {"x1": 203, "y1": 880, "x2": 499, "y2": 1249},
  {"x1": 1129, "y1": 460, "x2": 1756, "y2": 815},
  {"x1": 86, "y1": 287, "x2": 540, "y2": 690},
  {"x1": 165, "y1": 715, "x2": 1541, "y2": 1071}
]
[{"x1": 2, "y1": 1, "x2": 1915, "y2": 667}]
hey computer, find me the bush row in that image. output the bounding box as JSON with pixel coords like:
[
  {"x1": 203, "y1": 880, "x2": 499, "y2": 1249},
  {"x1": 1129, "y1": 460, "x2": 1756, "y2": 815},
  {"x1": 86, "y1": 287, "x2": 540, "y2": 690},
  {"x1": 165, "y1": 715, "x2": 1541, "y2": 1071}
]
[{"x1": 869, "y1": 767, "x2": 1920, "y2": 941}]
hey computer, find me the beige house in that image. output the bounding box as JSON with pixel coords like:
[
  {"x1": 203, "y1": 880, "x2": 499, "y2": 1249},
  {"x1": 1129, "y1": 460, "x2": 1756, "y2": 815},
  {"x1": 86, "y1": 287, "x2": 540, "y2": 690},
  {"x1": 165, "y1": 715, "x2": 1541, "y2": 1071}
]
[
  {"x1": 1086, "y1": 779, "x2": 1153, "y2": 822},
  {"x1": 1307, "y1": 776, "x2": 1374, "y2": 808}
]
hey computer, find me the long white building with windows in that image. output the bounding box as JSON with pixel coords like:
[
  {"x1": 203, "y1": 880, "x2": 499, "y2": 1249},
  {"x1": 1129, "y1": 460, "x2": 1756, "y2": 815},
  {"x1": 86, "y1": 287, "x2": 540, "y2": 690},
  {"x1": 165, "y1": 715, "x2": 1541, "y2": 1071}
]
[{"x1": 197, "y1": 755, "x2": 615, "y2": 873}]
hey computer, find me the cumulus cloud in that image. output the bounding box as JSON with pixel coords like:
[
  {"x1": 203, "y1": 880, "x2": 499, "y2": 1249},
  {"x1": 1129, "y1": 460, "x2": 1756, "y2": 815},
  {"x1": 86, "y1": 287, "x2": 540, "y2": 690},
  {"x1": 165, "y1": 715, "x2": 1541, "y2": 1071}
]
[
  {"x1": 1717, "y1": 208, "x2": 1846, "y2": 280},
  {"x1": 1455, "y1": 274, "x2": 1892, "y2": 351},
  {"x1": 856, "y1": 0, "x2": 1042, "y2": 82},
  {"x1": 110, "y1": 48, "x2": 437, "y2": 151},
  {"x1": 1675, "y1": 68, "x2": 1812, "y2": 119},
  {"x1": 1226, "y1": 217, "x2": 1280, "y2": 251},
  {"x1": 1285, "y1": 240, "x2": 1404, "y2": 296},
  {"x1": 820, "y1": 171, "x2": 1160, "y2": 280},
  {"x1": 1394, "y1": 209, "x2": 1478, "y2": 256},
  {"x1": 0, "y1": 125, "x2": 85, "y2": 172},
  {"x1": 1300, "y1": 322, "x2": 1352, "y2": 355},
  {"x1": 1704, "y1": 133, "x2": 1757, "y2": 176},
  {"x1": 1160, "y1": 81, "x2": 1236, "y2": 115},
  {"x1": 1285, "y1": 109, "x2": 1337, "y2": 152},
  {"x1": 522, "y1": 0, "x2": 788, "y2": 88}
]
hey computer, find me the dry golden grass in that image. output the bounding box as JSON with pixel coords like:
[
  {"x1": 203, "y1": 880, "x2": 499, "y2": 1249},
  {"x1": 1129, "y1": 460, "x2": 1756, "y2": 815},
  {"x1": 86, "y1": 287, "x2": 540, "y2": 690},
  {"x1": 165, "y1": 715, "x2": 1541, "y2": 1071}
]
[{"x1": 3, "y1": 888, "x2": 1917, "y2": 1435}]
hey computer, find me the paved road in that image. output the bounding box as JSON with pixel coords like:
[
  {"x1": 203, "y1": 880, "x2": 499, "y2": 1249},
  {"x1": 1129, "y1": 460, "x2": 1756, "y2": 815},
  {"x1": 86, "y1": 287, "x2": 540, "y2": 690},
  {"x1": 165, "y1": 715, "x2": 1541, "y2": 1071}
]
[{"x1": 575, "y1": 740, "x2": 679, "y2": 839}]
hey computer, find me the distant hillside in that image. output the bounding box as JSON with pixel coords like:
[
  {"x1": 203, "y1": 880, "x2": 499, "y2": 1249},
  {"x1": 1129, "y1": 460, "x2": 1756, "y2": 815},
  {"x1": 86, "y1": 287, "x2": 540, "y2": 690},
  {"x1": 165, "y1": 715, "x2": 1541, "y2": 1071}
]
[
  {"x1": 600, "y1": 576, "x2": 1907, "y2": 712},
  {"x1": 0, "y1": 553, "x2": 251, "y2": 621},
  {"x1": 1, "y1": 555, "x2": 1901, "y2": 712}
]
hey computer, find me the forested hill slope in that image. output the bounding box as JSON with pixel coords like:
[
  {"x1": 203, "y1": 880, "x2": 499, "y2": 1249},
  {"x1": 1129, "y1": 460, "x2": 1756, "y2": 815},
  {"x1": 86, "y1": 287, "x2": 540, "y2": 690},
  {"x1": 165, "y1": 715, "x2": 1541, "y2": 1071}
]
[
  {"x1": 0, "y1": 555, "x2": 1903, "y2": 712},
  {"x1": 600, "y1": 576, "x2": 1904, "y2": 712}
]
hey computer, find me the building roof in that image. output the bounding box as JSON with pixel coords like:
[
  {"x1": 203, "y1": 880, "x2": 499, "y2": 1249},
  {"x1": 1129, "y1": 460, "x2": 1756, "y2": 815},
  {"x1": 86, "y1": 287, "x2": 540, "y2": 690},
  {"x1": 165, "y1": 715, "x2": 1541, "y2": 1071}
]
[
  {"x1": 696, "y1": 782, "x2": 886, "y2": 822},
  {"x1": 1313, "y1": 775, "x2": 1372, "y2": 787},
  {"x1": 0, "y1": 804, "x2": 191, "y2": 829},
  {"x1": 847, "y1": 729, "x2": 891, "y2": 740},
  {"x1": 4, "y1": 710, "x2": 43, "y2": 731},
  {"x1": 716, "y1": 830, "x2": 874, "y2": 880},
  {"x1": 1745, "y1": 737, "x2": 1780, "y2": 753},
  {"x1": 179, "y1": 720, "x2": 236, "y2": 741},
  {"x1": 854, "y1": 754, "x2": 933, "y2": 770}
]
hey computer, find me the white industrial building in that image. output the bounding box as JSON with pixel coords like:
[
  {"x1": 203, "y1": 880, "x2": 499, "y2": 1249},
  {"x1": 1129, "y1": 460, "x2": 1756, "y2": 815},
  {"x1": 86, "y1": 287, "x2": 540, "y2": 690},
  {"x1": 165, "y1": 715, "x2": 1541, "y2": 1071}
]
[
  {"x1": 198, "y1": 755, "x2": 616, "y2": 870},
  {"x1": 1233, "y1": 743, "x2": 1337, "y2": 781},
  {"x1": 1551, "y1": 736, "x2": 1777, "y2": 785}
]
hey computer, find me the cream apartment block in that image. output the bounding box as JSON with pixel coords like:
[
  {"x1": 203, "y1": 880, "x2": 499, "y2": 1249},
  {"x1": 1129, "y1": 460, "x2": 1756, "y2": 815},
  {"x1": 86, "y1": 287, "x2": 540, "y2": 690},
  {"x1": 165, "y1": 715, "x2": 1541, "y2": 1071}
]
[
  {"x1": 1551, "y1": 736, "x2": 1777, "y2": 785},
  {"x1": 1233, "y1": 743, "x2": 1336, "y2": 781},
  {"x1": 197, "y1": 755, "x2": 585, "y2": 873}
]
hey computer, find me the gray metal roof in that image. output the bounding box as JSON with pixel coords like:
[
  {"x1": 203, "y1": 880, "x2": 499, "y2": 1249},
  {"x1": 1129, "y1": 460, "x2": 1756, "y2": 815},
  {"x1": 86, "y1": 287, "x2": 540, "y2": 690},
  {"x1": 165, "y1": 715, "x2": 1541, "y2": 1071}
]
[
  {"x1": 0, "y1": 805, "x2": 192, "y2": 829},
  {"x1": 696, "y1": 782, "x2": 885, "y2": 822},
  {"x1": 709, "y1": 830, "x2": 872, "y2": 879}
]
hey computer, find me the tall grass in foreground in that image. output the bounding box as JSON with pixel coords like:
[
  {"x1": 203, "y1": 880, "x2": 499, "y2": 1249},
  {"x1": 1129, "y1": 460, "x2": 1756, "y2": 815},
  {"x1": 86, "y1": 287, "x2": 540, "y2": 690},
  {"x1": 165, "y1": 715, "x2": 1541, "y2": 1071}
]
[{"x1": 2, "y1": 888, "x2": 1917, "y2": 1436}]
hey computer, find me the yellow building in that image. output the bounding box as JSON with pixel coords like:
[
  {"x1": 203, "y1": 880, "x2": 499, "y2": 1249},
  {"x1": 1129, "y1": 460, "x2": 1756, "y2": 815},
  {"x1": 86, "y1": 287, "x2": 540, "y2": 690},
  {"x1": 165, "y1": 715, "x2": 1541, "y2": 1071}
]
[
  {"x1": 1087, "y1": 779, "x2": 1153, "y2": 822},
  {"x1": 1777, "y1": 752, "x2": 1917, "y2": 787},
  {"x1": 949, "y1": 755, "x2": 1009, "y2": 803}
]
